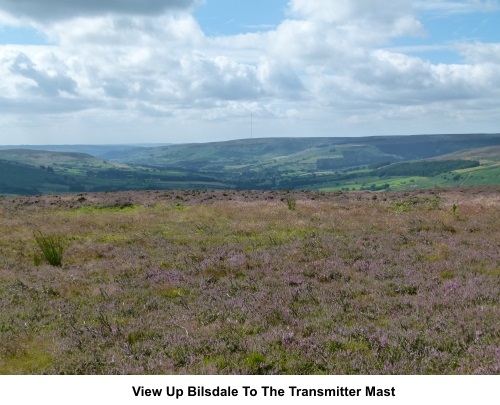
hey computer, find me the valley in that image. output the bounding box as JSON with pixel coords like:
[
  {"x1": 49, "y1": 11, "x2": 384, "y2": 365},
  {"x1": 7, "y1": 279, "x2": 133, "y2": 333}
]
[{"x1": 1, "y1": 133, "x2": 500, "y2": 195}]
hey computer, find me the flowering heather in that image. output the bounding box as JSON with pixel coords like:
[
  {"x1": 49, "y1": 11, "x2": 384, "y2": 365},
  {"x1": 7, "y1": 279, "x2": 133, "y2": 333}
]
[{"x1": 0, "y1": 187, "x2": 498, "y2": 374}]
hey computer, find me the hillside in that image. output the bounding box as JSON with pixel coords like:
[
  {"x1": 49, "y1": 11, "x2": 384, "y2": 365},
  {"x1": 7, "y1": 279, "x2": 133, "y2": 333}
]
[
  {"x1": 0, "y1": 144, "x2": 165, "y2": 159},
  {"x1": 0, "y1": 134, "x2": 499, "y2": 195},
  {"x1": 429, "y1": 146, "x2": 500, "y2": 162},
  {"x1": 0, "y1": 149, "x2": 121, "y2": 173},
  {"x1": 0, "y1": 149, "x2": 224, "y2": 195},
  {"x1": 109, "y1": 133, "x2": 500, "y2": 190},
  {"x1": 0, "y1": 160, "x2": 73, "y2": 195},
  {"x1": 111, "y1": 133, "x2": 500, "y2": 168},
  {"x1": 0, "y1": 150, "x2": 133, "y2": 194}
]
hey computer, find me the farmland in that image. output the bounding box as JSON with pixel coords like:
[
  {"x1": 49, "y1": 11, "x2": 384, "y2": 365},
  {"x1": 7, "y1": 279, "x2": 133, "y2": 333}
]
[{"x1": 0, "y1": 187, "x2": 498, "y2": 374}]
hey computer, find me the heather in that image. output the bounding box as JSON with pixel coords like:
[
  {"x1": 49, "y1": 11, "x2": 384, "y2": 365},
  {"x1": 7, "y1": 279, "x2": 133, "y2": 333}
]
[{"x1": 0, "y1": 188, "x2": 498, "y2": 374}]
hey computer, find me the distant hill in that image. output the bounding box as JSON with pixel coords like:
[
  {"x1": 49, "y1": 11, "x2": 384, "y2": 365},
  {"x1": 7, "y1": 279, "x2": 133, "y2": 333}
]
[
  {"x1": 108, "y1": 133, "x2": 500, "y2": 190},
  {"x1": 428, "y1": 146, "x2": 500, "y2": 162},
  {"x1": 0, "y1": 149, "x2": 106, "y2": 166},
  {"x1": 0, "y1": 148, "x2": 224, "y2": 195},
  {"x1": 0, "y1": 134, "x2": 499, "y2": 195},
  {"x1": 0, "y1": 144, "x2": 171, "y2": 159},
  {"x1": 111, "y1": 133, "x2": 500, "y2": 168}
]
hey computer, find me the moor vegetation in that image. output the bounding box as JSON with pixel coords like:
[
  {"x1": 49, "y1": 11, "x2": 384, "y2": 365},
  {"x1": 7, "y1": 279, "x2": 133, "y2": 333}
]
[{"x1": 0, "y1": 187, "x2": 498, "y2": 374}]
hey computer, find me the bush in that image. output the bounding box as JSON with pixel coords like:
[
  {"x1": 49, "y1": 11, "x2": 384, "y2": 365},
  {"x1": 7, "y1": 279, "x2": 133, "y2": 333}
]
[{"x1": 33, "y1": 231, "x2": 66, "y2": 267}]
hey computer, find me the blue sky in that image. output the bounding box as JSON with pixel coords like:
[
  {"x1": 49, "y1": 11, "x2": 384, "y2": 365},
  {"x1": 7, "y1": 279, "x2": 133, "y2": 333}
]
[
  {"x1": 194, "y1": 0, "x2": 289, "y2": 35},
  {"x1": 0, "y1": 0, "x2": 499, "y2": 145},
  {"x1": 0, "y1": 26, "x2": 48, "y2": 45}
]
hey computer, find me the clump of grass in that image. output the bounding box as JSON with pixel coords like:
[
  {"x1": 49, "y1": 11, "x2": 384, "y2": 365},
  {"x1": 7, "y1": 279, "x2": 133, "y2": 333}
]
[
  {"x1": 33, "y1": 231, "x2": 67, "y2": 267},
  {"x1": 451, "y1": 203, "x2": 460, "y2": 219},
  {"x1": 441, "y1": 270, "x2": 455, "y2": 280},
  {"x1": 285, "y1": 197, "x2": 297, "y2": 211},
  {"x1": 244, "y1": 352, "x2": 271, "y2": 374}
]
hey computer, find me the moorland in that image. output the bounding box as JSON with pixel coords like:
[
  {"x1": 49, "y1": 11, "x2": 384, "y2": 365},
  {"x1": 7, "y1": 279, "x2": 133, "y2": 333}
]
[{"x1": 0, "y1": 187, "x2": 498, "y2": 374}]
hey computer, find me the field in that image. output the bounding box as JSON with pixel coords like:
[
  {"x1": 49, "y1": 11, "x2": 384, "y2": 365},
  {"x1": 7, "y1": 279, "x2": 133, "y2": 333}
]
[{"x1": 0, "y1": 187, "x2": 498, "y2": 374}]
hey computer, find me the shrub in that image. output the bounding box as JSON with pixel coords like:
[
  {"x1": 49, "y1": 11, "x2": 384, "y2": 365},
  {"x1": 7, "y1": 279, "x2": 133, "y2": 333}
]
[{"x1": 33, "y1": 231, "x2": 67, "y2": 267}]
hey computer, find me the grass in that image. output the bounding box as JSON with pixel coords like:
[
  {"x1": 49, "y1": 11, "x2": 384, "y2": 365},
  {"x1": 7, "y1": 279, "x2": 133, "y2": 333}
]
[
  {"x1": 285, "y1": 197, "x2": 297, "y2": 211},
  {"x1": 0, "y1": 188, "x2": 498, "y2": 374},
  {"x1": 33, "y1": 231, "x2": 67, "y2": 267}
]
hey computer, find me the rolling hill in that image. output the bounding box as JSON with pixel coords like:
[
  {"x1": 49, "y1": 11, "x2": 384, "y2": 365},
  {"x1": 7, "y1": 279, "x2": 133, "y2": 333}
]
[
  {"x1": 0, "y1": 149, "x2": 224, "y2": 195},
  {"x1": 109, "y1": 133, "x2": 500, "y2": 168},
  {"x1": 0, "y1": 133, "x2": 499, "y2": 195}
]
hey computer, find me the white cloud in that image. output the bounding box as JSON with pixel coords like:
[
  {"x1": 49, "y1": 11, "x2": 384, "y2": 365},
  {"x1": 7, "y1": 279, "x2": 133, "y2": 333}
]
[
  {"x1": 289, "y1": 0, "x2": 425, "y2": 41},
  {"x1": 364, "y1": 50, "x2": 500, "y2": 103},
  {"x1": 457, "y1": 41, "x2": 500, "y2": 64},
  {"x1": 44, "y1": 13, "x2": 206, "y2": 47},
  {"x1": 414, "y1": 0, "x2": 500, "y2": 14},
  {"x1": 0, "y1": 0, "x2": 499, "y2": 143}
]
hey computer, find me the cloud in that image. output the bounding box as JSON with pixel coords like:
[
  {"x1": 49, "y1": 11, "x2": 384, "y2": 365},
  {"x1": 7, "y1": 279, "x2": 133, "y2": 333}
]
[
  {"x1": 42, "y1": 13, "x2": 206, "y2": 47},
  {"x1": 288, "y1": 0, "x2": 425, "y2": 41},
  {"x1": 179, "y1": 53, "x2": 264, "y2": 100},
  {"x1": 0, "y1": 0, "x2": 199, "y2": 22},
  {"x1": 363, "y1": 50, "x2": 500, "y2": 102},
  {"x1": 1, "y1": 0, "x2": 500, "y2": 143},
  {"x1": 414, "y1": 0, "x2": 500, "y2": 14},
  {"x1": 457, "y1": 41, "x2": 500, "y2": 64},
  {"x1": 262, "y1": 0, "x2": 425, "y2": 77},
  {"x1": 10, "y1": 53, "x2": 78, "y2": 96}
]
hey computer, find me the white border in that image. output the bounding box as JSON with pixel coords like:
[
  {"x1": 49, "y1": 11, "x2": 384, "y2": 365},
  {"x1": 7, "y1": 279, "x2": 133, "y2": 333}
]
[{"x1": 1, "y1": 375, "x2": 498, "y2": 405}]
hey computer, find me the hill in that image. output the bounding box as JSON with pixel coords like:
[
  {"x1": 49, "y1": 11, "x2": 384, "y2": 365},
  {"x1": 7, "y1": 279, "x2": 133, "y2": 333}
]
[
  {"x1": 111, "y1": 133, "x2": 500, "y2": 168},
  {"x1": 0, "y1": 144, "x2": 168, "y2": 159},
  {"x1": 0, "y1": 134, "x2": 499, "y2": 195},
  {"x1": 0, "y1": 160, "x2": 73, "y2": 195},
  {"x1": 109, "y1": 133, "x2": 500, "y2": 190},
  {"x1": 428, "y1": 145, "x2": 500, "y2": 162},
  {"x1": 0, "y1": 149, "x2": 119, "y2": 173},
  {"x1": 0, "y1": 149, "x2": 134, "y2": 194},
  {"x1": 0, "y1": 149, "x2": 225, "y2": 195}
]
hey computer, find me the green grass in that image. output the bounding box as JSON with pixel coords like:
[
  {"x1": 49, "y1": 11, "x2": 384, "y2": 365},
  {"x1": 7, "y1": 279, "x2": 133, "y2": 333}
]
[
  {"x1": 75, "y1": 204, "x2": 140, "y2": 214},
  {"x1": 0, "y1": 342, "x2": 53, "y2": 374},
  {"x1": 33, "y1": 231, "x2": 67, "y2": 267}
]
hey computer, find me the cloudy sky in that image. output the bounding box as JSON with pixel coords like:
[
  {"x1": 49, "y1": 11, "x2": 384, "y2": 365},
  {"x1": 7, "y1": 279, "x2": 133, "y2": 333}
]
[{"x1": 0, "y1": 0, "x2": 499, "y2": 145}]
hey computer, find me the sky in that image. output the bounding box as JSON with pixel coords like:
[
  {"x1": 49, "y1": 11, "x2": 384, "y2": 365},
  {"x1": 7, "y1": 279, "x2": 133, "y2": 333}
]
[{"x1": 0, "y1": 0, "x2": 499, "y2": 145}]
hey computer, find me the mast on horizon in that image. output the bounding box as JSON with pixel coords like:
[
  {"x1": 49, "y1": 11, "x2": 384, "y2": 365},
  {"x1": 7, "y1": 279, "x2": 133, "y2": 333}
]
[{"x1": 250, "y1": 112, "x2": 253, "y2": 139}]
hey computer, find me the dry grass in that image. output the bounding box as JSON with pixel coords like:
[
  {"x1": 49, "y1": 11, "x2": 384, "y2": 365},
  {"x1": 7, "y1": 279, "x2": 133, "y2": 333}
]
[{"x1": 0, "y1": 188, "x2": 498, "y2": 374}]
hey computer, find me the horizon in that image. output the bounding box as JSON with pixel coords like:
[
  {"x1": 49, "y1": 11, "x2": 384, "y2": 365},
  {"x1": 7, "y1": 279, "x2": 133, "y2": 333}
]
[
  {"x1": 0, "y1": 131, "x2": 499, "y2": 147},
  {"x1": 1, "y1": 1, "x2": 500, "y2": 144}
]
